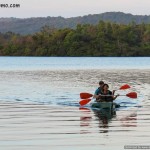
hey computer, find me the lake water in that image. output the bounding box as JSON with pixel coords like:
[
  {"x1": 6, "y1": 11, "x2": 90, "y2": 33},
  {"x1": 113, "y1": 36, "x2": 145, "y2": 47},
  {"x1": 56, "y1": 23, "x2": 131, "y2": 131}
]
[
  {"x1": 0, "y1": 57, "x2": 150, "y2": 150},
  {"x1": 0, "y1": 57, "x2": 150, "y2": 70}
]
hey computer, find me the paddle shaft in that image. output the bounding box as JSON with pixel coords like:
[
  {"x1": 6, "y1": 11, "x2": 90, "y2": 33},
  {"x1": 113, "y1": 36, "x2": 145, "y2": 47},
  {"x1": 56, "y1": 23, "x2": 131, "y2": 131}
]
[
  {"x1": 97, "y1": 92, "x2": 137, "y2": 98},
  {"x1": 97, "y1": 95, "x2": 118, "y2": 96}
]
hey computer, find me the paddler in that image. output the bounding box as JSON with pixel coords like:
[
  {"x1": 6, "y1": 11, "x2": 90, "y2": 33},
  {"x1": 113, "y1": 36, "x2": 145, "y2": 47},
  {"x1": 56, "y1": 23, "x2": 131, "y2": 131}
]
[
  {"x1": 93, "y1": 81, "x2": 104, "y2": 100},
  {"x1": 97, "y1": 84, "x2": 119, "y2": 102}
]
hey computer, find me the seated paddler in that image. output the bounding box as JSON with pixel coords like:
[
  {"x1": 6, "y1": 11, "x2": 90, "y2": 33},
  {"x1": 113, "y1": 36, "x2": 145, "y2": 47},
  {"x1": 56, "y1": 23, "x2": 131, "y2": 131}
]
[{"x1": 95, "y1": 83, "x2": 119, "y2": 102}]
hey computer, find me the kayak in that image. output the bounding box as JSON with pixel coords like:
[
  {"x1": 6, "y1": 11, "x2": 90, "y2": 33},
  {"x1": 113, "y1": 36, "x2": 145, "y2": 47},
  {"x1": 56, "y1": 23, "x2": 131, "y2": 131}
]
[{"x1": 90, "y1": 102, "x2": 119, "y2": 109}]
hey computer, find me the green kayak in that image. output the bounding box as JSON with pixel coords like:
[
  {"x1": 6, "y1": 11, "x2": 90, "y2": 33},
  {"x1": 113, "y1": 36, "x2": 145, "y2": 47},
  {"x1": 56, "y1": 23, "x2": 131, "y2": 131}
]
[{"x1": 91, "y1": 102, "x2": 119, "y2": 109}]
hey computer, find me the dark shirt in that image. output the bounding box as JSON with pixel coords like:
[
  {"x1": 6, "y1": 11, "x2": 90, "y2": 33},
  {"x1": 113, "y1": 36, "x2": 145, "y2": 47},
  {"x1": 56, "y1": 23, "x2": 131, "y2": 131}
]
[{"x1": 99, "y1": 90, "x2": 113, "y2": 102}]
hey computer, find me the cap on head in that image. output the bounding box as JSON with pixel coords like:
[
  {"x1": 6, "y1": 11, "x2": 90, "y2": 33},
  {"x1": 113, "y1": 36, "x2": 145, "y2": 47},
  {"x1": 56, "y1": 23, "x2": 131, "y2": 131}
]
[{"x1": 99, "y1": 81, "x2": 104, "y2": 85}]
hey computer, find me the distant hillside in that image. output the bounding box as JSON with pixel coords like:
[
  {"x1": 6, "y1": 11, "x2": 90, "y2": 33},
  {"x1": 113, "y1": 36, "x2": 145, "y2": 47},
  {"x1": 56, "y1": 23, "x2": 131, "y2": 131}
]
[{"x1": 0, "y1": 12, "x2": 150, "y2": 35}]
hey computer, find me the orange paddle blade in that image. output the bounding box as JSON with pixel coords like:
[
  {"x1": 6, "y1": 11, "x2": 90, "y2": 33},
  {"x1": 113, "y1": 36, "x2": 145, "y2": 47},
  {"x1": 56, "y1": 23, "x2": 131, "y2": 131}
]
[
  {"x1": 126, "y1": 92, "x2": 137, "y2": 99},
  {"x1": 119, "y1": 84, "x2": 131, "y2": 90},
  {"x1": 79, "y1": 99, "x2": 91, "y2": 106},
  {"x1": 80, "y1": 93, "x2": 93, "y2": 99}
]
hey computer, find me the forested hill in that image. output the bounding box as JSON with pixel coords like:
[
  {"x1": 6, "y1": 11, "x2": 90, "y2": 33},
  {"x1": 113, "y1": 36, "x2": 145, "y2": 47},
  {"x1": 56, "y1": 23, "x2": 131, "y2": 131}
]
[
  {"x1": 0, "y1": 12, "x2": 150, "y2": 34},
  {"x1": 0, "y1": 21, "x2": 150, "y2": 56}
]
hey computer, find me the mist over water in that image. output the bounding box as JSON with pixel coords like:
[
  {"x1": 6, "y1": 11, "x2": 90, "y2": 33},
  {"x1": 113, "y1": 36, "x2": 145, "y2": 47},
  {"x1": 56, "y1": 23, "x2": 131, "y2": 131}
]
[{"x1": 0, "y1": 57, "x2": 150, "y2": 150}]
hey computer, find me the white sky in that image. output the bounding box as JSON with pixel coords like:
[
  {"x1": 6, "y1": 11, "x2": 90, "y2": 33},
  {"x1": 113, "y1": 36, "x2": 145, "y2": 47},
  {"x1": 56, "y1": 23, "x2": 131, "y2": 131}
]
[{"x1": 0, "y1": 0, "x2": 150, "y2": 18}]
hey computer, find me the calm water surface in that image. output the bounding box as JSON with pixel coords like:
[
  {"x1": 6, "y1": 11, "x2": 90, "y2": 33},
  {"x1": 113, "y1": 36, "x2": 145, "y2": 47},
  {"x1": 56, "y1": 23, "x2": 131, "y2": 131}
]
[
  {"x1": 0, "y1": 57, "x2": 150, "y2": 70},
  {"x1": 0, "y1": 57, "x2": 150, "y2": 150}
]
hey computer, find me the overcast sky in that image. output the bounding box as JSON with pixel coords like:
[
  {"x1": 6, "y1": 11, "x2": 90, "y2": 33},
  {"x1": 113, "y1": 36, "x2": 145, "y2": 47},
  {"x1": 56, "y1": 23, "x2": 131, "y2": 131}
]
[{"x1": 0, "y1": 0, "x2": 150, "y2": 18}]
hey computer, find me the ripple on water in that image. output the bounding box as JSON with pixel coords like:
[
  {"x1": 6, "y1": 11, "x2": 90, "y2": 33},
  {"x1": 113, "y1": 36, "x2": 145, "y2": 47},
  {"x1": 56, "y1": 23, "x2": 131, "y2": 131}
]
[{"x1": 0, "y1": 69, "x2": 150, "y2": 149}]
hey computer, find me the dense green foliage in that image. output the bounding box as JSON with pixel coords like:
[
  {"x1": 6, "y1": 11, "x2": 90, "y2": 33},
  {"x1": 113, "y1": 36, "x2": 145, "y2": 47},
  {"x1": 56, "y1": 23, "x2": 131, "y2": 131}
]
[
  {"x1": 0, "y1": 21, "x2": 150, "y2": 56},
  {"x1": 0, "y1": 12, "x2": 150, "y2": 35}
]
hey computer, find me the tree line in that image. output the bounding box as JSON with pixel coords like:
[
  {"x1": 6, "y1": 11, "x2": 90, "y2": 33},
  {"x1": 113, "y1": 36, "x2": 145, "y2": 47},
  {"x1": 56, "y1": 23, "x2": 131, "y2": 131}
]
[{"x1": 0, "y1": 21, "x2": 150, "y2": 56}]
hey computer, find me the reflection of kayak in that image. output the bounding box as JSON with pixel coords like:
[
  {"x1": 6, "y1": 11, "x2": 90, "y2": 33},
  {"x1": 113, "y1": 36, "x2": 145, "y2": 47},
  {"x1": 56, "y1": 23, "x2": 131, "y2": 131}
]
[{"x1": 91, "y1": 102, "x2": 120, "y2": 109}]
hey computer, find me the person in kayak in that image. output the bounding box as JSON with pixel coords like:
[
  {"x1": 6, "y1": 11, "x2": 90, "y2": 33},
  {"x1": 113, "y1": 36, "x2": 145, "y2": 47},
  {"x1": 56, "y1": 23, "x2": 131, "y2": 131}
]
[
  {"x1": 93, "y1": 81, "x2": 104, "y2": 100},
  {"x1": 97, "y1": 84, "x2": 119, "y2": 102}
]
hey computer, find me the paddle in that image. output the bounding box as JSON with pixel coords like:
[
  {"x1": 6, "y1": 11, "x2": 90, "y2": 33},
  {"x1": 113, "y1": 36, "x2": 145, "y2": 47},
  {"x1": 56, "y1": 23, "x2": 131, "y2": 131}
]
[
  {"x1": 119, "y1": 84, "x2": 130, "y2": 90},
  {"x1": 80, "y1": 84, "x2": 131, "y2": 99},
  {"x1": 126, "y1": 92, "x2": 137, "y2": 99},
  {"x1": 80, "y1": 93, "x2": 93, "y2": 99},
  {"x1": 79, "y1": 92, "x2": 137, "y2": 106}
]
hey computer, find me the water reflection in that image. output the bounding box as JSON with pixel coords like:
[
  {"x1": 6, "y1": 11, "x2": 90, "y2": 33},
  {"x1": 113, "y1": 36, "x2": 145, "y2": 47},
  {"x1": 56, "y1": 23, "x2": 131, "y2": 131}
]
[
  {"x1": 79, "y1": 107, "x2": 138, "y2": 135},
  {"x1": 79, "y1": 108, "x2": 92, "y2": 134},
  {"x1": 79, "y1": 107, "x2": 116, "y2": 133},
  {"x1": 93, "y1": 108, "x2": 116, "y2": 133},
  {"x1": 80, "y1": 108, "x2": 92, "y2": 127},
  {"x1": 119, "y1": 112, "x2": 137, "y2": 127}
]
